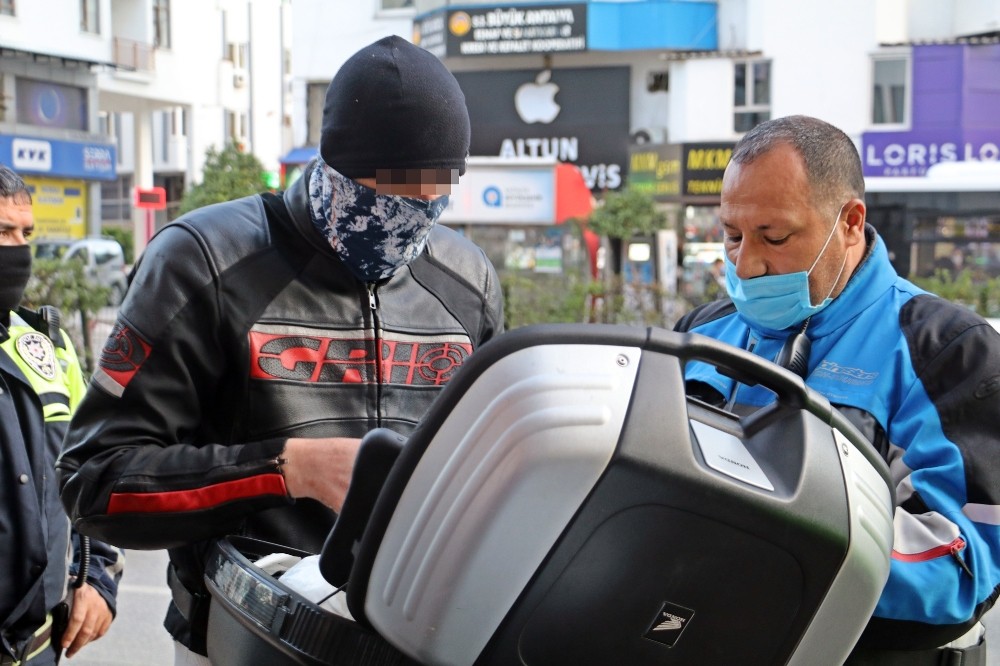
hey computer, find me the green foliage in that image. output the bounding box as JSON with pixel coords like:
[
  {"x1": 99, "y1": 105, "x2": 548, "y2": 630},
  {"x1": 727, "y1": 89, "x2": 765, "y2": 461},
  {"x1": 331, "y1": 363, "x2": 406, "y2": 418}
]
[
  {"x1": 586, "y1": 189, "x2": 668, "y2": 240},
  {"x1": 179, "y1": 142, "x2": 269, "y2": 215},
  {"x1": 21, "y1": 258, "x2": 111, "y2": 373},
  {"x1": 911, "y1": 269, "x2": 1000, "y2": 318},
  {"x1": 101, "y1": 226, "x2": 135, "y2": 264},
  {"x1": 501, "y1": 273, "x2": 591, "y2": 328},
  {"x1": 500, "y1": 273, "x2": 677, "y2": 329},
  {"x1": 22, "y1": 258, "x2": 109, "y2": 314}
]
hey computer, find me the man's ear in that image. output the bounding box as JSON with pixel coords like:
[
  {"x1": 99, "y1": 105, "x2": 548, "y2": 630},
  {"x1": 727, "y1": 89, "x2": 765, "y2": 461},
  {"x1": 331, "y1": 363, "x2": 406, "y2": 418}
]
[{"x1": 843, "y1": 198, "x2": 867, "y2": 247}]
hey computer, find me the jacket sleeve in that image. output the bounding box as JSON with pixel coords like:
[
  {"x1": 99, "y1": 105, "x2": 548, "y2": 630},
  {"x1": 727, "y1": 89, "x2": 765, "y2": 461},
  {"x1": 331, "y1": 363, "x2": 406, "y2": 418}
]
[
  {"x1": 479, "y1": 248, "x2": 504, "y2": 344},
  {"x1": 57, "y1": 218, "x2": 293, "y2": 550},
  {"x1": 58, "y1": 331, "x2": 126, "y2": 610},
  {"x1": 68, "y1": 533, "x2": 124, "y2": 615},
  {"x1": 863, "y1": 307, "x2": 1000, "y2": 649}
]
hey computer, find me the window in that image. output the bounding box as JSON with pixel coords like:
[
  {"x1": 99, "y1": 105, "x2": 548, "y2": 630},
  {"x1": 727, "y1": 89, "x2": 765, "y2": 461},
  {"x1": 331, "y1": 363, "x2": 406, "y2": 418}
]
[
  {"x1": 224, "y1": 110, "x2": 246, "y2": 144},
  {"x1": 646, "y1": 71, "x2": 669, "y2": 93},
  {"x1": 99, "y1": 111, "x2": 124, "y2": 163},
  {"x1": 80, "y1": 0, "x2": 99, "y2": 33},
  {"x1": 872, "y1": 56, "x2": 908, "y2": 125},
  {"x1": 0, "y1": 0, "x2": 14, "y2": 16},
  {"x1": 101, "y1": 175, "x2": 133, "y2": 223},
  {"x1": 160, "y1": 110, "x2": 171, "y2": 161},
  {"x1": 306, "y1": 82, "x2": 328, "y2": 148},
  {"x1": 224, "y1": 110, "x2": 236, "y2": 142},
  {"x1": 381, "y1": 0, "x2": 414, "y2": 9},
  {"x1": 734, "y1": 60, "x2": 771, "y2": 133},
  {"x1": 153, "y1": 0, "x2": 171, "y2": 48},
  {"x1": 167, "y1": 107, "x2": 186, "y2": 137}
]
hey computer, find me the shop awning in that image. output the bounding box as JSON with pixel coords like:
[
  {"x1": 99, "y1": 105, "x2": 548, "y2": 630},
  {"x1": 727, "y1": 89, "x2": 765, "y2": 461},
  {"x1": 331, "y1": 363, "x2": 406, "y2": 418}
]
[
  {"x1": 555, "y1": 162, "x2": 593, "y2": 224},
  {"x1": 866, "y1": 161, "x2": 1000, "y2": 192},
  {"x1": 280, "y1": 146, "x2": 318, "y2": 165}
]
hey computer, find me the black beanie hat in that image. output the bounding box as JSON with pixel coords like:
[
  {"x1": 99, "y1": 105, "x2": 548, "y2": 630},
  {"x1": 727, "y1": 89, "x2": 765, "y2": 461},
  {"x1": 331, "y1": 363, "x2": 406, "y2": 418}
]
[{"x1": 319, "y1": 35, "x2": 471, "y2": 179}]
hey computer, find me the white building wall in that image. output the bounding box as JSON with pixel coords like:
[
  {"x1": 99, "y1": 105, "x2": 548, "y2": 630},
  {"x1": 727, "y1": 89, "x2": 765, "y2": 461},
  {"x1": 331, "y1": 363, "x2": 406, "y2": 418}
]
[
  {"x1": 903, "y1": 0, "x2": 959, "y2": 40},
  {"x1": 290, "y1": 0, "x2": 416, "y2": 152},
  {"x1": 0, "y1": 2, "x2": 111, "y2": 65},
  {"x1": 669, "y1": 59, "x2": 737, "y2": 143},
  {"x1": 742, "y1": 0, "x2": 878, "y2": 143},
  {"x1": 247, "y1": 0, "x2": 290, "y2": 174},
  {"x1": 953, "y1": 0, "x2": 1000, "y2": 36},
  {"x1": 97, "y1": 0, "x2": 286, "y2": 182}
]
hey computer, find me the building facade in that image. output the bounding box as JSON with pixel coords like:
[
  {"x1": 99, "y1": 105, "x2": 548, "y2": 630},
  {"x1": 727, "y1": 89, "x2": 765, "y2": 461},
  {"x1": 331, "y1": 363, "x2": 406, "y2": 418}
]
[
  {"x1": 0, "y1": 0, "x2": 291, "y2": 259},
  {"x1": 290, "y1": 1, "x2": 1000, "y2": 310}
]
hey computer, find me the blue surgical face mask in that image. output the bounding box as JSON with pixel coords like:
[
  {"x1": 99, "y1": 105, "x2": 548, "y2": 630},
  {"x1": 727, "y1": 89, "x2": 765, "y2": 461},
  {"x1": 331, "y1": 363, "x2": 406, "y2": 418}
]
[
  {"x1": 309, "y1": 163, "x2": 449, "y2": 282},
  {"x1": 725, "y1": 205, "x2": 847, "y2": 332}
]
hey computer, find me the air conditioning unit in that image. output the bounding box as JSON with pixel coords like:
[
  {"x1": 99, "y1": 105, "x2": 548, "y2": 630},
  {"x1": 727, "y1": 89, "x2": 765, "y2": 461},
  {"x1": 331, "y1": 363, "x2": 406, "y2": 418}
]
[
  {"x1": 233, "y1": 72, "x2": 247, "y2": 89},
  {"x1": 630, "y1": 126, "x2": 668, "y2": 145}
]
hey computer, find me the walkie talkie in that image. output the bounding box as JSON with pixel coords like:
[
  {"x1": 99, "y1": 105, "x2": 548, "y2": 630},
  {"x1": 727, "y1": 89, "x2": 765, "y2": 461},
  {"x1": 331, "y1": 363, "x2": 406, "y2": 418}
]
[{"x1": 775, "y1": 318, "x2": 812, "y2": 378}]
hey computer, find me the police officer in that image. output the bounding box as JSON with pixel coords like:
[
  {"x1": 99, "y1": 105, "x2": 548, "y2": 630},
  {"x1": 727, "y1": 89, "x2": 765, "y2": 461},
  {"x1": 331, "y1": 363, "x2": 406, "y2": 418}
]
[{"x1": 0, "y1": 165, "x2": 123, "y2": 665}]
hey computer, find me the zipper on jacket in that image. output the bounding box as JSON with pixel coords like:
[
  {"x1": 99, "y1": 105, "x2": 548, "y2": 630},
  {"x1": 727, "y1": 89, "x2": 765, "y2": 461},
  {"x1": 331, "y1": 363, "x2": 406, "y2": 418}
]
[
  {"x1": 893, "y1": 537, "x2": 973, "y2": 578},
  {"x1": 367, "y1": 283, "x2": 383, "y2": 426}
]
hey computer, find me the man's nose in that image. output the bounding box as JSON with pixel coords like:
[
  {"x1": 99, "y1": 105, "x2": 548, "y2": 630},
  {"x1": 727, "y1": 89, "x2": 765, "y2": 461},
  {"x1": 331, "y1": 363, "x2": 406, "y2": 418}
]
[{"x1": 733, "y1": 244, "x2": 767, "y2": 279}]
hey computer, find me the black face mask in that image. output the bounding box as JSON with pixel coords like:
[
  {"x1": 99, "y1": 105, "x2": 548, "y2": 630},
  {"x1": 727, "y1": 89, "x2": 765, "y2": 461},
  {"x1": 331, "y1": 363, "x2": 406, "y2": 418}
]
[{"x1": 0, "y1": 244, "x2": 32, "y2": 315}]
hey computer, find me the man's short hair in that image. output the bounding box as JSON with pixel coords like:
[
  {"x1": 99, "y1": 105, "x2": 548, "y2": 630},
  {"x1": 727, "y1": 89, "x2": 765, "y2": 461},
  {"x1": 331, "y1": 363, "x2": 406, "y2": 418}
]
[
  {"x1": 730, "y1": 115, "x2": 865, "y2": 214},
  {"x1": 0, "y1": 165, "x2": 32, "y2": 205}
]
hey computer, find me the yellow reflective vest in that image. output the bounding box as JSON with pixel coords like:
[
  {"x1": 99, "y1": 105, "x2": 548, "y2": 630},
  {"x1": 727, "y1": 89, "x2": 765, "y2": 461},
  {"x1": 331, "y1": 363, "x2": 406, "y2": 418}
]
[{"x1": 0, "y1": 310, "x2": 86, "y2": 423}]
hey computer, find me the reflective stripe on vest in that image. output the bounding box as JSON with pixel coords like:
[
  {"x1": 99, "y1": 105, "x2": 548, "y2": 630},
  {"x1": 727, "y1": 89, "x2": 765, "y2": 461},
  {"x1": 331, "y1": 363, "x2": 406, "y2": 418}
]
[{"x1": 0, "y1": 312, "x2": 72, "y2": 422}]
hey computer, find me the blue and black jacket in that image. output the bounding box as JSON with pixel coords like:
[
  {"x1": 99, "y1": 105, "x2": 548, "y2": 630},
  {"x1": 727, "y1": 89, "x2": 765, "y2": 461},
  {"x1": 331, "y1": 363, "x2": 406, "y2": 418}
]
[{"x1": 675, "y1": 226, "x2": 1000, "y2": 650}]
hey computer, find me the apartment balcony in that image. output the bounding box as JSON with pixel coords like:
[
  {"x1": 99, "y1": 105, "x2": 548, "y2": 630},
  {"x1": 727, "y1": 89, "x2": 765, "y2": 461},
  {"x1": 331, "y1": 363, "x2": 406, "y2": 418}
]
[{"x1": 112, "y1": 38, "x2": 156, "y2": 72}]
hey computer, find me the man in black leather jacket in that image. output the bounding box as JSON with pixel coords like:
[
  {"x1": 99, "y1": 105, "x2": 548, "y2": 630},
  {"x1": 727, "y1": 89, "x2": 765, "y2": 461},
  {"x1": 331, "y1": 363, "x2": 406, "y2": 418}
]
[{"x1": 57, "y1": 36, "x2": 504, "y2": 663}]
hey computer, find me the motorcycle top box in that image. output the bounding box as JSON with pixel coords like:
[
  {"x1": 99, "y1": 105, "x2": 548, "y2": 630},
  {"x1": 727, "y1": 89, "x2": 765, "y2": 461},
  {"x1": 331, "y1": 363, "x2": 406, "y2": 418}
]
[{"x1": 204, "y1": 324, "x2": 894, "y2": 666}]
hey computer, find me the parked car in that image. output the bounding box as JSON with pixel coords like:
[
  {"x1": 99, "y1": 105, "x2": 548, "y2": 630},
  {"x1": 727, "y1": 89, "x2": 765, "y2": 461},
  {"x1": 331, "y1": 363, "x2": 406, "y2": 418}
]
[{"x1": 32, "y1": 237, "x2": 129, "y2": 307}]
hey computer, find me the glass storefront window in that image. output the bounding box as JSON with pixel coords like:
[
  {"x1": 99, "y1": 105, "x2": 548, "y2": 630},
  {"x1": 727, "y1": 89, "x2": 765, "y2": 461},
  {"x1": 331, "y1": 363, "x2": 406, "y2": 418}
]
[{"x1": 910, "y1": 215, "x2": 1000, "y2": 279}]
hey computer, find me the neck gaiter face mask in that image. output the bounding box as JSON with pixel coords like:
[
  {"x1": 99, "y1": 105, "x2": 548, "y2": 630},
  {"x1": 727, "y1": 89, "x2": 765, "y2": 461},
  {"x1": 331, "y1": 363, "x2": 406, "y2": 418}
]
[
  {"x1": 308, "y1": 163, "x2": 449, "y2": 283},
  {"x1": 0, "y1": 244, "x2": 32, "y2": 315}
]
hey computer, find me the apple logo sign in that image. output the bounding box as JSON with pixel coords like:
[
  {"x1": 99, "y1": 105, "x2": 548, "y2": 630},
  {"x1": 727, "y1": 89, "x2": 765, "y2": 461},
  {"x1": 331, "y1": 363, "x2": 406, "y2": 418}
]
[{"x1": 514, "y1": 70, "x2": 561, "y2": 124}]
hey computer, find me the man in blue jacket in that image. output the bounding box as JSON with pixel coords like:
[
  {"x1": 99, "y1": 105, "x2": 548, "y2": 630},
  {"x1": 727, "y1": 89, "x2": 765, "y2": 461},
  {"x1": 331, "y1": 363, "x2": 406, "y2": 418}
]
[
  {"x1": 0, "y1": 165, "x2": 123, "y2": 664},
  {"x1": 675, "y1": 115, "x2": 998, "y2": 664}
]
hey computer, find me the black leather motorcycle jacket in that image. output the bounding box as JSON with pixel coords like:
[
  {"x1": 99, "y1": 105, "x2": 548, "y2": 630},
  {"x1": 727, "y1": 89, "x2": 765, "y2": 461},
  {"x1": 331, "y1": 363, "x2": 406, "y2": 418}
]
[{"x1": 57, "y1": 161, "x2": 504, "y2": 652}]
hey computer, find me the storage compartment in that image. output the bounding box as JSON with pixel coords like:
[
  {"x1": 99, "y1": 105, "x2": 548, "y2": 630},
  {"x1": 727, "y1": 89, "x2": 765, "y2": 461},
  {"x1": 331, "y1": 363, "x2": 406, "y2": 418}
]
[{"x1": 205, "y1": 324, "x2": 894, "y2": 666}]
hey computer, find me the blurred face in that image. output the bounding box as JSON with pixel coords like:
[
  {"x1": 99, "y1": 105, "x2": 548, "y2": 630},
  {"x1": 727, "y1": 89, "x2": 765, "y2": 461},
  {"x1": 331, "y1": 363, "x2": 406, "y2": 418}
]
[
  {"x1": 354, "y1": 168, "x2": 460, "y2": 201},
  {"x1": 720, "y1": 142, "x2": 865, "y2": 304},
  {"x1": 0, "y1": 198, "x2": 34, "y2": 246}
]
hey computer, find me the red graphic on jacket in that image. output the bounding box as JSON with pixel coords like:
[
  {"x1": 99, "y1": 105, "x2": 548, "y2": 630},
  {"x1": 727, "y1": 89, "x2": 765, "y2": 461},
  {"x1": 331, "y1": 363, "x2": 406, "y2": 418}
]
[
  {"x1": 248, "y1": 331, "x2": 471, "y2": 386},
  {"x1": 98, "y1": 321, "x2": 152, "y2": 390}
]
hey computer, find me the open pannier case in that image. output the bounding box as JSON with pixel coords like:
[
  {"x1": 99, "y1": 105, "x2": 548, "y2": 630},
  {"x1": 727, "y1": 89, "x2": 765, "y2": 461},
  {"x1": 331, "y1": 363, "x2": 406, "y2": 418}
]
[{"x1": 205, "y1": 324, "x2": 894, "y2": 666}]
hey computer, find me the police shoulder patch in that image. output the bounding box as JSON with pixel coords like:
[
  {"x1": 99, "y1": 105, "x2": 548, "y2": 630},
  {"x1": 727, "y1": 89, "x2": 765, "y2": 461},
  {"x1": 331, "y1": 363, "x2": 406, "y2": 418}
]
[{"x1": 15, "y1": 331, "x2": 57, "y2": 381}]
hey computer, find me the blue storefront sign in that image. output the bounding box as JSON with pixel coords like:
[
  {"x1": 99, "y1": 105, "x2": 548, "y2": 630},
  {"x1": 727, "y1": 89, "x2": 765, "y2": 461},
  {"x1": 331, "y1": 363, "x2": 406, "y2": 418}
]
[
  {"x1": 862, "y1": 130, "x2": 1000, "y2": 178},
  {"x1": 862, "y1": 44, "x2": 1000, "y2": 179},
  {"x1": 0, "y1": 134, "x2": 117, "y2": 181}
]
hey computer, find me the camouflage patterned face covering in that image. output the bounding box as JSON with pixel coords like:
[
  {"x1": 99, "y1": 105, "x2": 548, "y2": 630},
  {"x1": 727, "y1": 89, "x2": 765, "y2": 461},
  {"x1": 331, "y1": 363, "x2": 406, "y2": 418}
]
[{"x1": 309, "y1": 163, "x2": 449, "y2": 283}]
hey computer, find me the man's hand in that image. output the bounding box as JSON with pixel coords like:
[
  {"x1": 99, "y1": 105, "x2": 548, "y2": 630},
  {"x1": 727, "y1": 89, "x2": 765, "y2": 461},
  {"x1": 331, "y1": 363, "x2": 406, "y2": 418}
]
[
  {"x1": 62, "y1": 584, "x2": 113, "y2": 658},
  {"x1": 281, "y1": 437, "x2": 362, "y2": 512}
]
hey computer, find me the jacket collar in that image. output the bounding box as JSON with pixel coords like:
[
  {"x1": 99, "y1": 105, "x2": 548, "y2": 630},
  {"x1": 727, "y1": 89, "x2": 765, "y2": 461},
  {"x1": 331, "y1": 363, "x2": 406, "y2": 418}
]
[
  {"x1": 282, "y1": 158, "x2": 342, "y2": 259},
  {"x1": 807, "y1": 225, "x2": 898, "y2": 337},
  {"x1": 741, "y1": 225, "x2": 897, "y2": 340}
]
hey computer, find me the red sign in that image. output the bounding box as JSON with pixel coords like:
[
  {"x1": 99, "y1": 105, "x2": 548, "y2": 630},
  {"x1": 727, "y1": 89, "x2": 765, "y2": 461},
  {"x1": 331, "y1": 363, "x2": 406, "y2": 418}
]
[{"x1": 134, "y1": 186, "x2": 167, "y2": 210}]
